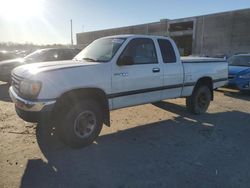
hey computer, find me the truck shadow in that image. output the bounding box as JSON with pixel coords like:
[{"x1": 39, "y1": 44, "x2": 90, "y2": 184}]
[
  {"x1": 20, "y1": 102, "x2": 250, "y2": 188},
  {"x1": 0, "y1": 82, "x2": 11, "y2": 102}
]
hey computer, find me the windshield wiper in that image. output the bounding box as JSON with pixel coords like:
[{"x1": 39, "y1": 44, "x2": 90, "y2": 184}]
[
  {"x1": 73, "y1": 58, "x2": 80, "y2": 62},
  {"x1": 83, "y1": 57, "x2": 98, "y2": 62}
]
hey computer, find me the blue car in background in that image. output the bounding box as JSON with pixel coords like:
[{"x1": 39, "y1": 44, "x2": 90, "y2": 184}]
[{"x1": 228, "y1": 54, "x2": 250, "y2": 92}]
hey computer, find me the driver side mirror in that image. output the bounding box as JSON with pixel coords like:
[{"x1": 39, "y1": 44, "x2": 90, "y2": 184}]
[{"x1": 117, "y1": 55, "x2": 134, "y2": 66}]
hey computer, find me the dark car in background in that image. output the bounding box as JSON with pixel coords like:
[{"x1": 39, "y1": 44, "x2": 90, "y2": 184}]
[
  {"x1": 0, "y1": 51, "x2": 18, "y2": 61},
  {"x1": 228, "y1": 54, "x2": 250, "y2": 92},
  {"x1": 0, "y1": 48, "x2": 81, "y2": 82}
]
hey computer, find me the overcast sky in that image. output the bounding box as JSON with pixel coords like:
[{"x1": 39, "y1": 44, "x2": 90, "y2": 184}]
[{"x1": 0, "y1": 0, "x2": 250, "y2": 44}]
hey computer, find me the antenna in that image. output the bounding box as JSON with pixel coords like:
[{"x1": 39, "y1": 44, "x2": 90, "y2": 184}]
[{"x1": 70, "y1": 19, "x2": 73, "y2": 45}]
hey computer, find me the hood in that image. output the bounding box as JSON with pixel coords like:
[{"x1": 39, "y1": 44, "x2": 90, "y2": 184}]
[
  {"x1": 12, "y1": 60, "x2": 101, "y2": 78},
  {"x1": 0, "y1": 58, "x2": 25, "y2": 66},
  {"x1": 229, "y1": 66, "x2": 250, "y2": 75}
]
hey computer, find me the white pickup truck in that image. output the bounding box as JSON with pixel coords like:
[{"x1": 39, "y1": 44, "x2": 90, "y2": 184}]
[{"x1": 9, "y1": 35, "x2": 228, "y2": 148}]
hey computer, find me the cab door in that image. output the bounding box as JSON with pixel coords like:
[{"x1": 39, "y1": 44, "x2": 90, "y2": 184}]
[
  {"x1": 157, "y1": 39, "x2": 184, "y2": 99},
  {"x1": 111, "y1": 38, "x2": 164, "y2": 109}
]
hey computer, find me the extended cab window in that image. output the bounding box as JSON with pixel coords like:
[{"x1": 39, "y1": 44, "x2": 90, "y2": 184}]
[
  {"x1": 121, "y1": 38, "x2": 158, "y2": 64},
  {"x1": 158, "y1": 39, "x2": 176, "y2": 63}
]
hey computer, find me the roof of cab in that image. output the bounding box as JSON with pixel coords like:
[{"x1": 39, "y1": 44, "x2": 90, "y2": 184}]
[{"x1": 102, "y1": 34, "x2": 171, "y2": 40}]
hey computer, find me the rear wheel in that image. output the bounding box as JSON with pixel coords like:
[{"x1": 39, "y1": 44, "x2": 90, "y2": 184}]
[
  {"x1": 186, "y1": 85, "x2": 212, "y2": 114},
  {"x1": 57, "y1": 99, "x2": 104, "y2": 148}
]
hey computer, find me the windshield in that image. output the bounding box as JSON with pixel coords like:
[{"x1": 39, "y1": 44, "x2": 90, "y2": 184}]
[
  {"x1": 74, "y1": 38, "x2": 126, "y2": 62},
  {"x1": 24, "y1": 49, "x2": 49, "y2": 61},
  {"x1": 228, "y1": 55, "x2": 250, "y2": 67}
]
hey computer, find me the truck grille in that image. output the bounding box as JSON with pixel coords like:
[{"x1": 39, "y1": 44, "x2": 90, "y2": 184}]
[{"x1": 12, "y1": 74, "x2": 22, "y2": 94}]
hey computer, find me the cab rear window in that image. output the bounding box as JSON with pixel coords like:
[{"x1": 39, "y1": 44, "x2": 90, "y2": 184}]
[{"x1": 158, "y1": 39, "x2": 176, "y2": 63}]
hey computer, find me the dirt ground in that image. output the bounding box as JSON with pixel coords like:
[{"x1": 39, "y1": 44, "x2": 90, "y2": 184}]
[{"x1": 0, "y1": 81, "x2": 250, "y2": 188}]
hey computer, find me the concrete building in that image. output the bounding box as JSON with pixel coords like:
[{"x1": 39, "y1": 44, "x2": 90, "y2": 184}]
[{"x1": 76, "y1": 8, "x2": 250, "y2": 56}]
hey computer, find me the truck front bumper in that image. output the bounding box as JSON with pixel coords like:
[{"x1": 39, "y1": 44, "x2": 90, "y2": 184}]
[{"x1": 9, "y1": 86, "x2": 56, "y2": 122}]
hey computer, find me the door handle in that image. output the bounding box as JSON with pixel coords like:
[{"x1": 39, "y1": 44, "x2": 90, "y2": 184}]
[{"x1": 152, "y1": 67, "x2": 160, "y2": 73}]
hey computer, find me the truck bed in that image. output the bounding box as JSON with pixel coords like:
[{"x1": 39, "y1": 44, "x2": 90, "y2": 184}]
[{"x1": 180, "y1": 56, "x2": 228, "y2": 97}]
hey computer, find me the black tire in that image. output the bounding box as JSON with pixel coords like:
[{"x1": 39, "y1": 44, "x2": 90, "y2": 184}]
[
  {"x1": 57, "y1": 99, "x2": 104, "y2": 148},
  {"x1": 186, "y1": 85, "x2": 212, "y2": 114}
]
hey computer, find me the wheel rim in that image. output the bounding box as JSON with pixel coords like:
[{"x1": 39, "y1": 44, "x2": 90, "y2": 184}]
[
  {"x1": 74, "y1": 111, "x2": 96, "y2": 139},
  {"x1": 197, "y1": 92, "x2": 209, "y2": 109}
]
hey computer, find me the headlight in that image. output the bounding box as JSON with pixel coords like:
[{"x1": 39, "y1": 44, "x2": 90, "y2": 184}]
[
  {"x1": 19, "y1": 80, "x2": 42, "y2": 98},
  {"x1": 238, "y1": 73, "x2": 250, "y2": 79}
]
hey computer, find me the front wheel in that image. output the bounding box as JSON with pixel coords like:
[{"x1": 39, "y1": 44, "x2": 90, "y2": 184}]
[
  {"x1": 186, "y1": 85, "x2": 212, "y2": 114},
  {"x1": 57, "y1": 99, "x2": 104, "y2": 148}
]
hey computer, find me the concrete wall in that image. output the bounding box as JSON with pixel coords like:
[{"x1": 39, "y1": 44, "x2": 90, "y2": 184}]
[
  {"x1": 76, "y1": 20, "x2": 169, "y2": 47},
  {"x1": 193, "y1": 8, "x2": 250, "y2": 56},
  {"x1": 77, "y1": 8, "x2": 250, "y2": 56}
]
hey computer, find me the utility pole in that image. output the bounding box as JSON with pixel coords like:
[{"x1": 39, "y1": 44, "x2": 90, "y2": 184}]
[{"x1": 70, "y1": 19, "x2": 73, "y2": 45}]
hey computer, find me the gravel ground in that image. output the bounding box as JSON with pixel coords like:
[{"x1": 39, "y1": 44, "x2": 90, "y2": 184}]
[{"x1": 0, "y1": 81, "x2": 250, "y2": 188}]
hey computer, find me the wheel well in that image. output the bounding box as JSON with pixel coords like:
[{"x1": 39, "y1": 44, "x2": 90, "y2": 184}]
[
  {"x1": 194, "y1": 77, "x2": 214, "y2": 100},
  {"x1": 53, "y1": 88, "x2": 110, "y2": 126}
]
